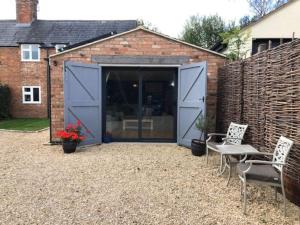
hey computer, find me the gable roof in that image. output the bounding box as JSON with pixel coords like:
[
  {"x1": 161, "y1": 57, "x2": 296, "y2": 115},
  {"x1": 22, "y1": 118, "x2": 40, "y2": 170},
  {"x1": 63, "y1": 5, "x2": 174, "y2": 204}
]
[
  {"x1": 0, "y1": 20, "x2": 137, "y2": 47},
  {"x1": 50, "y1": 26, "x2": 226, "y2": 58},
  {"x1": 241, "y1": 0, "x2": 296, "y2": 31}
]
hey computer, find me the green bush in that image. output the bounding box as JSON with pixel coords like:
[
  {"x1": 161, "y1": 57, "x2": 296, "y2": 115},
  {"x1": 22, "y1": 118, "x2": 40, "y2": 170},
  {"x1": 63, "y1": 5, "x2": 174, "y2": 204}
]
[{"x1": 0, "y1": 84, "x2": 11, "y2": 119}]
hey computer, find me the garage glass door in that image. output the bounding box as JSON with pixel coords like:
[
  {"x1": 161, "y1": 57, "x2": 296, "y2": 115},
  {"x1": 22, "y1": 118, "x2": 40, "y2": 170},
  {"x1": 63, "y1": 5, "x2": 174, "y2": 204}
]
[{"x1": 103, "y1": 67, "x2": 177, "y2": 142}]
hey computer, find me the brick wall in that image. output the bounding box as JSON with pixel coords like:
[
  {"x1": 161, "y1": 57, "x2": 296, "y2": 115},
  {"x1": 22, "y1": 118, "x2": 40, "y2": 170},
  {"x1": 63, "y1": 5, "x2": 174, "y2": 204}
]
[
  {"x1": 50, "y1": 29, "x2": 225, "y2": 141},
  {"x1": 0, "y1": 47, "x2": 53, "y2": 118}
]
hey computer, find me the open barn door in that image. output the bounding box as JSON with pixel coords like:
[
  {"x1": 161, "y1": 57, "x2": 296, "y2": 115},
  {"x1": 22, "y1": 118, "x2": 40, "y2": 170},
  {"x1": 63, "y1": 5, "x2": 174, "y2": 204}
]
[
  {"x1": 64, "y1": 61, "x2": 102, "y2": 146},
  {"x1": 177, "y1": 62, "x2": 207, "y2": 147}
]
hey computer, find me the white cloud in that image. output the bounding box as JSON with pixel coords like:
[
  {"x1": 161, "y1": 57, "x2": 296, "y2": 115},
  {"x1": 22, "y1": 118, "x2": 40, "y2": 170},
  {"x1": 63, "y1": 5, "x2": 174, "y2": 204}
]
[{"x1": 0, "y1": 0, "x2": 250, "y2": 37}]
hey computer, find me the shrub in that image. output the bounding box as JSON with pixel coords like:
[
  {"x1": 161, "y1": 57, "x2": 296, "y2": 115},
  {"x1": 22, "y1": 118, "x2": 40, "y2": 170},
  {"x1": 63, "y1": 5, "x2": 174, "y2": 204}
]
[{"x1": 0, "y1": 83, "x2": 11, "y2": 119}]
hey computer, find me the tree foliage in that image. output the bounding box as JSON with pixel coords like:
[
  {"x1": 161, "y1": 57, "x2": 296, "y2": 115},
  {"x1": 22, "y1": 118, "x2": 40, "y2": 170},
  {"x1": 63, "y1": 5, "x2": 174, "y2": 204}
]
[
  {"x1": 181, "y1": 14, "x2": 226, "y2": 49},
  {"x1": 195, "y1": 114, "x2": 215, "y2": 140},
  {"x1": 221, "y1": 28, "x2": 250, "y2": 61},
  {"x1": 0, "y1": 83, "x2": 10, "y2": 119}
]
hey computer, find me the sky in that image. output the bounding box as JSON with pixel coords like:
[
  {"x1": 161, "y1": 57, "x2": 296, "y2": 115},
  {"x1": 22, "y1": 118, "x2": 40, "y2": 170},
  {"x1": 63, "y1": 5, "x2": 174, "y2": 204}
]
[{"x1": 0, "y1": 0, "x2": 251, "y2": 38}]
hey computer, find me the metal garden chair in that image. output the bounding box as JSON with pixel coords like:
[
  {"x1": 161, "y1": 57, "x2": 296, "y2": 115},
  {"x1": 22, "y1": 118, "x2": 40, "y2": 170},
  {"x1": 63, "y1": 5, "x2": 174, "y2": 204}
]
[
  {"x1": 206, "y1": 122, "x2": 248, "y2": 174},
  {"x1": 237, "y1": 136, "x2": 294, "y2": 216}
]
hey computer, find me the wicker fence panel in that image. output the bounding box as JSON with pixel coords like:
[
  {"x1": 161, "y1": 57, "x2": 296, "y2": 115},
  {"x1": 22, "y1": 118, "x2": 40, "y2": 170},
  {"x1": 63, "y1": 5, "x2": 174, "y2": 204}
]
[
  {"x1": 263, "y1": 41, "x2": 300, "y2": 182},
  {"x1": 216, "y1": 61, "x2": 243, "y2": 133},
  {"x1": 217, "y1": 39, "x2": 300, "y2": 184},
  {"x1": 242, "y1": 52, "x2": 267, "y2": 149}
]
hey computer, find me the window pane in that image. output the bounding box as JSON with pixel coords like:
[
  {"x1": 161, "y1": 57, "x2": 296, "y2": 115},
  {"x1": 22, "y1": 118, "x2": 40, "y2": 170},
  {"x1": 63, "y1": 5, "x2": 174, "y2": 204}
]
[
  {"x1": 33, "y1": 88, "x2": 39, "y2": 102},
  {"x1": 32, "y1": 50, "x2": 39, "y2": 60},
  {"x1": 105, "y1": 69, "x2": 139, "y2": 139},
  {"x1": 24, "y1": 94, "x2": 31, "y2": 102},
  {"x1": 22, "y1": 44, "x2": 30, "y2": 50},
  {"x1": 23, "y1": 51, "x2": 30, "y2": 60},
  {"x1": 24, "y1": 87, "x2": 31, "y2": 92},
  {"x1": 31, "y1": 45, "x2": 39, "y2": 51}
]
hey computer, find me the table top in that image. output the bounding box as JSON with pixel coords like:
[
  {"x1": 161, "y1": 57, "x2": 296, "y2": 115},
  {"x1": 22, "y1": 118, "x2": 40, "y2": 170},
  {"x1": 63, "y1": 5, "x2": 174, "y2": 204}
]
[{"x1": 215, "y1": 144, "x2": 259, "y2": 155}]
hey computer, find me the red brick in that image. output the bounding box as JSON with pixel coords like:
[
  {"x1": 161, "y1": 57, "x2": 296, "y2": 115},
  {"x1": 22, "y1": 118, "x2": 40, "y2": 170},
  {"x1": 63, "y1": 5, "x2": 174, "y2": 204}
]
[{"x1": 50, "y1": 29, "x2": 225, "y2": 141}]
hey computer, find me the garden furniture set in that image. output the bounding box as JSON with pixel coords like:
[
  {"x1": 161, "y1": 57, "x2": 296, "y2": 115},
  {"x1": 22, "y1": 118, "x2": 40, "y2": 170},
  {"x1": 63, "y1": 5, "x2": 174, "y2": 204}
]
[{"x1": 206, "y1": 122, "x2": 294, "y2": 216}]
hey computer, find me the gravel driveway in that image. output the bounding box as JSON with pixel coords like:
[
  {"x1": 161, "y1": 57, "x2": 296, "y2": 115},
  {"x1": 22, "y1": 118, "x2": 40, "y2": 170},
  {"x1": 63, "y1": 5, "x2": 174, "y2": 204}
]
[{"x1": 0, "y1": 130, "x2": 299, "y2": 225}]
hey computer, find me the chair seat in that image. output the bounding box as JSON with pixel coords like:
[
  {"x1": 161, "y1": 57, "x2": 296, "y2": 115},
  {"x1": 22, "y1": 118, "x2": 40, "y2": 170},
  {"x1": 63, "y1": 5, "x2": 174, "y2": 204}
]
[{"x1": 237, "y1": 163, "x2": 281, "y2": 184}]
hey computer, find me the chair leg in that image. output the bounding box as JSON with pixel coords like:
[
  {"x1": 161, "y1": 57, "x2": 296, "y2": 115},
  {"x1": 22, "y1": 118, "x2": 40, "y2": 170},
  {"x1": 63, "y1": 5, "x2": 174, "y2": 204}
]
[
  {"x1": 243, "y1": 179, "x2": 247, "y2": 215},
  {"x1": 226, "y1": 164, "x2": 232, "y2": 186},
  {"x1": 240, "y1": 180, "x2": 242, "y2": 195},
  {"x1": 226, "y1": 157, "x2": 232, "y2": 186},
  {"x1": 281, "y1": 183, "x2": 287, "y2": 217},
  {"x1": 217, "y1": 155, "x2": 227, "y2": 176},
  {"x1": 206, "y1": 145, "x2": 209, "y2": 165},
  {"x1": 219, "y1": 155, "x2": 223, "y2": 173}
]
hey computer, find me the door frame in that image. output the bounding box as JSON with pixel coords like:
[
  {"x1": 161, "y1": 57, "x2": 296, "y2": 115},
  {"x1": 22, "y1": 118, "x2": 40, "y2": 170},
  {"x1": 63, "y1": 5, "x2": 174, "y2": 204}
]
[{"x1": 101, "y1": 66, "x2": 178, "y2": 142}]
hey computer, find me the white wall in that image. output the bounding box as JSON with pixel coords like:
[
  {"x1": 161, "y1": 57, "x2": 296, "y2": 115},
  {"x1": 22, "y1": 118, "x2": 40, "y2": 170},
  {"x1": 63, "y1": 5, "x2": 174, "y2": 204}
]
[{"x1": 223, "y1": 0, "x2": 300, "y2": 58}]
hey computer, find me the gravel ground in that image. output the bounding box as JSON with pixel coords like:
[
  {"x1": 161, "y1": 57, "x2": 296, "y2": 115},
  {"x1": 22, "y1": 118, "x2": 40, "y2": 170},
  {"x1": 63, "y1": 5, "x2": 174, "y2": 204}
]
[{"x1": 0, "y1": 130, "x2": 299, "y2": 225}]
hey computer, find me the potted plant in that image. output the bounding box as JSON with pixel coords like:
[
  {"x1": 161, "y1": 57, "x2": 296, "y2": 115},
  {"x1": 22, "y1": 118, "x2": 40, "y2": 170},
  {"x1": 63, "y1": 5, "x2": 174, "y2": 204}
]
[
  {"x1": 56, "y1": 120, "x2": 85, "y2": 154},
  {"x1": 191, "y1": 114, "x2": 215, "y2": 156},
  {"x1": 103, "y1": 131, "x2": 113, "y2": 143}
]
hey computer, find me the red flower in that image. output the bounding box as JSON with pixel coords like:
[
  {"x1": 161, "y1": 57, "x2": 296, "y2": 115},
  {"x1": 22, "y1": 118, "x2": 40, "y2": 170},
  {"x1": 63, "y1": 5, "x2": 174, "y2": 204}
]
[{"x1": 56, "y1": 121, "x2": 85, "y2": 143}]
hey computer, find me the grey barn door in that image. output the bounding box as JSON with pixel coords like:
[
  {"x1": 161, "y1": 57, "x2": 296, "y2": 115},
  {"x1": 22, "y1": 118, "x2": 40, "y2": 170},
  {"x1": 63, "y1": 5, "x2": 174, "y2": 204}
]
[
  {"x1": 177, "y1": 62, "x2": 207, "y2": 147},
  {"x1": 64, "y1": 61, "x2": 102, "y2": 146}
]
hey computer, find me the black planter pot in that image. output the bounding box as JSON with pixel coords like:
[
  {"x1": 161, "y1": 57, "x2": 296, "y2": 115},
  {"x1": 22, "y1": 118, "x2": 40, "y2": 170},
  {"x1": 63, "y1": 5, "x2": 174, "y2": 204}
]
[
  {"x1": 191, "y1": 139, "x2": 206, "y2": 156},
  {"x1": 62, "y1": 141, "x2": 77, "y2": 154}
]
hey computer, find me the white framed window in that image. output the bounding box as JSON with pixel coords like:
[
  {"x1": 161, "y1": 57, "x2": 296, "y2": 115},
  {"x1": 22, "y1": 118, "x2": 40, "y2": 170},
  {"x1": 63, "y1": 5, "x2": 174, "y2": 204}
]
[
  {"x1": 21, "y1": 44, "x2": 40, "y2": 61},
  {"x1": 22, "y1": 86, "x2": 41, "y2": 104},
  {"x1": 55, "y1": 44, "x2": 66, "y2": 53}
]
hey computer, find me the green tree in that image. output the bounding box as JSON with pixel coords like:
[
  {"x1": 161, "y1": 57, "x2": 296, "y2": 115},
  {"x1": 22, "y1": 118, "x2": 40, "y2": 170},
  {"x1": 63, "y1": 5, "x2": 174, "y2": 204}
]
[
  {"x1": 181, "y1": 14, "x2": 226, "y2": 49},
  {"x1": 221, "y1": 28, "x2": 250, "y2": 61}
]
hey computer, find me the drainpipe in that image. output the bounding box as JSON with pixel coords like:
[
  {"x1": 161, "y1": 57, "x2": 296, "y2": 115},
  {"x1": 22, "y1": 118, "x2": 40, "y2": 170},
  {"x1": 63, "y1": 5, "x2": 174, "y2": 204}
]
[{"x1": 44, "y1": 48, "x2": 52, "y2": 143}]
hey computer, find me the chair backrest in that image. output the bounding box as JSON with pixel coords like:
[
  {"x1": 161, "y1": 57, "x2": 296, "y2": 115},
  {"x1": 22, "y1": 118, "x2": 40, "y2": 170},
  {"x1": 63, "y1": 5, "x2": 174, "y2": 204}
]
[
  {"x1": 272, "y1": 136, "x2": 294, "y2": 172},
  {"x1": 225, "y1": 122, "x2": 248, "y2": 145}
]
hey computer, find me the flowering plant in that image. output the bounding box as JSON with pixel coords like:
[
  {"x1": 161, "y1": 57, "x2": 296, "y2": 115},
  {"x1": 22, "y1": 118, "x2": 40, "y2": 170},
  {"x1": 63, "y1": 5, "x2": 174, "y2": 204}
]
[{"x1": 56, "y1": 120, "x2": 85, "y2": 143}]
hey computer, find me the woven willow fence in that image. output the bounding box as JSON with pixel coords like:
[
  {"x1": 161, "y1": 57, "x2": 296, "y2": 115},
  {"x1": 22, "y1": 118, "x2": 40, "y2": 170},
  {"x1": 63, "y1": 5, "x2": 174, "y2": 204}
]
[{"x1": 217, "y1": 39, "x2": 300, "y2": 184}]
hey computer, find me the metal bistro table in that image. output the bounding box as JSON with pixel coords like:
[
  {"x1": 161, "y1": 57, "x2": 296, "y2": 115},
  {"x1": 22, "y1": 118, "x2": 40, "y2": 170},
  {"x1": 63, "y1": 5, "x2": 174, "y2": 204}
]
[{"x1": 215, "y1": 144, "x2": 259, "y2": 186}]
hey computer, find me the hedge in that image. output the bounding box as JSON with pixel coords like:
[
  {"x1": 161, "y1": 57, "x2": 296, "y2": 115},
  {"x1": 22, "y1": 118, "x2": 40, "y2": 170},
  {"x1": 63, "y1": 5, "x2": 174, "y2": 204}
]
[{"x1": 0, "y1": 83, "x2": 11, "y2": 119}]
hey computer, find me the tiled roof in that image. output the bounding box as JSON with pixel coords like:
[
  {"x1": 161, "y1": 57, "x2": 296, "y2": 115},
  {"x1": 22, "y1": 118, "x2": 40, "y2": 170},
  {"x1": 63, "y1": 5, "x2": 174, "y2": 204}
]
[{"x1": 0, "y1": 20, "x2": 137, "y2": 47}]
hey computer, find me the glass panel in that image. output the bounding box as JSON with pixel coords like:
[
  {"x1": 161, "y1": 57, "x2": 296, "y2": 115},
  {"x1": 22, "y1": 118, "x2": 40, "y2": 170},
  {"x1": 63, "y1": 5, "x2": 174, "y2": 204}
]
[
  {"x1": 22, "y1": 51, "x2": 30, "y2": 60},
  {"x1": 141, "y1": 69, "x2": 176, "y2": 139},
  {"x1": 33, "y1": 88, "x2": 39, "y2": 102},
  {"x1": 105, "y1": 68, "x2": 139, "y2": 139},
  {"x1": 32, "y1": 50, "x2": 39, "y2": 60},
  {"x1": 24, "y1": 94, "x2": 31, "y2": 102},
  {"x1": 24, "y1": 87, "x2": 31, "y2": 92},
  {"x1": 31, "y1": 45, "x2": 39, "y2": 51},
  {"x1": 22, "y1": 44, "x2": 30, "y2": 50}
]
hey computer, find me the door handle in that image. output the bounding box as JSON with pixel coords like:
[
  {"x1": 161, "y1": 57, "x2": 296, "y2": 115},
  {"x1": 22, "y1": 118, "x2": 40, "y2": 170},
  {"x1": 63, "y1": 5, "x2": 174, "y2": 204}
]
[{"x1": 202, "y1": 96, "x2": 205, "y2": 102}]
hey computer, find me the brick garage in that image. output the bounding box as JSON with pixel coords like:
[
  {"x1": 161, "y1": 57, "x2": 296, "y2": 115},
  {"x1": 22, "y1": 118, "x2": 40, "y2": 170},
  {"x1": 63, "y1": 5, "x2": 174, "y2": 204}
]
[{"x1": 50, "y1": 27, "x2": 225, "y2": 142}]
